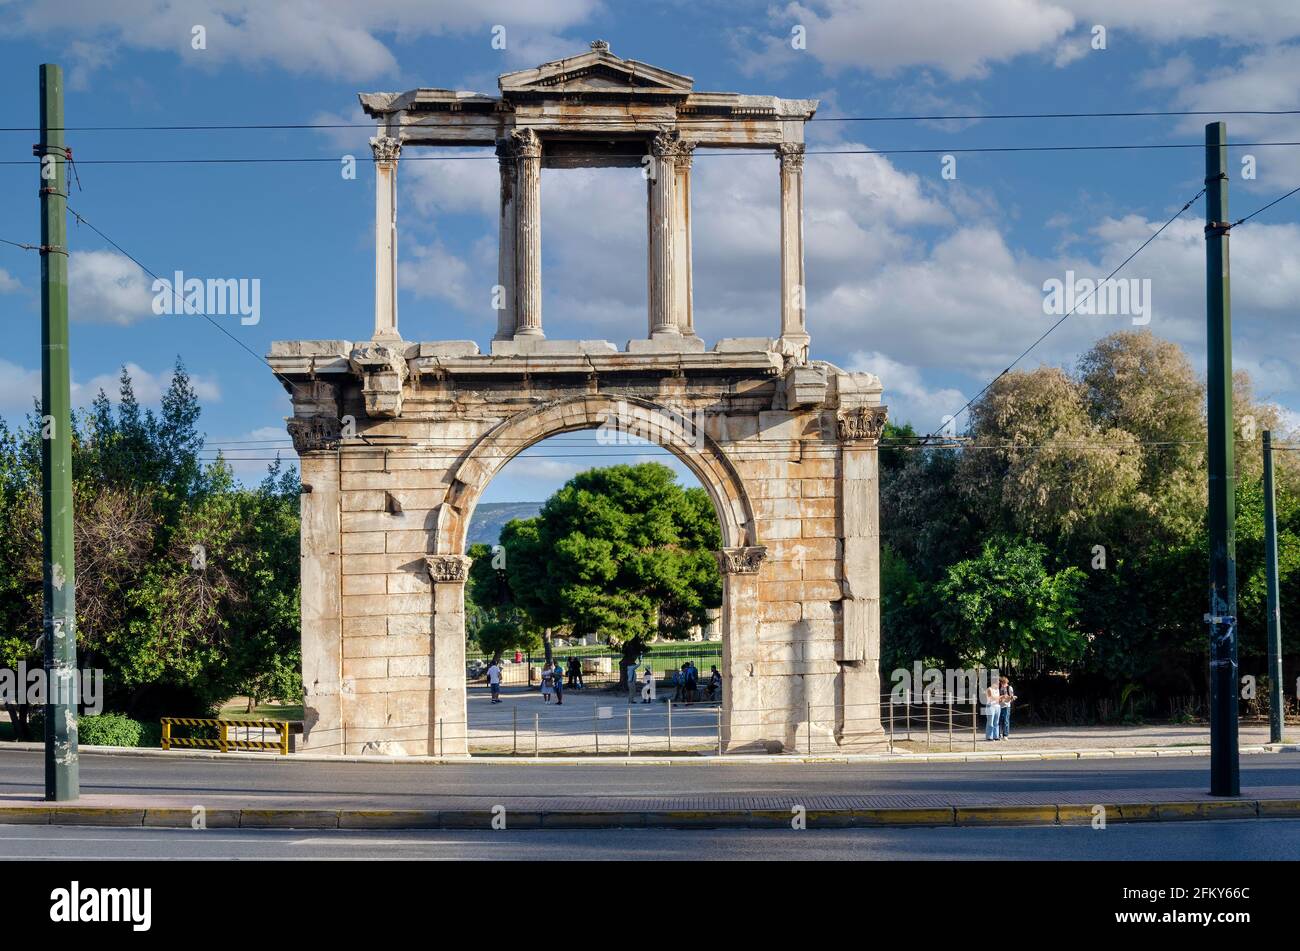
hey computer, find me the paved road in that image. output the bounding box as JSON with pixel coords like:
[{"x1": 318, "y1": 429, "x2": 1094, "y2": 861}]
[
  {"x1": 6, "y1": 818, "x2": 1297, "y2": 860},
  {"x1": 1, "y1": 749, "x2": 1297, "y2": 810}
]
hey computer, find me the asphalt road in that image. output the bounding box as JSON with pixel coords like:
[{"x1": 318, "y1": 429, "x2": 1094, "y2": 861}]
[
  {"x1": 1, "y1": 749, "x2": 1298, "y2": 809},
  {"x1": 7, "y1": 818, "x2": 1298, "y2": 860}
]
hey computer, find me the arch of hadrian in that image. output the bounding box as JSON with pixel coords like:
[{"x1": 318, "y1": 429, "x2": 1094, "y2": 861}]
[{"x1": 269, "y1": 42, "x2": 888, "y2": 756}]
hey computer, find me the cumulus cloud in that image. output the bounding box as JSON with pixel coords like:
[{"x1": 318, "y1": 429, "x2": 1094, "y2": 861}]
[
  {"x1": 1, "y1": 0, "x2": 601, "y2": 83},
  {"x1": 0, "y1": 268, "x2": 21, "y2": 293},
  {"x1": 68, "y1": 250, "x2": 156, "y2": 326},
  {"x1": 847, "y1": 350, "x2": 967, "y2": 431},
  {"x1": 0, "y1": 360, "x2": 220, "y2": 414},
  {"x1": 735, "y1": 1, "x2": 1300, "y2": 80}
]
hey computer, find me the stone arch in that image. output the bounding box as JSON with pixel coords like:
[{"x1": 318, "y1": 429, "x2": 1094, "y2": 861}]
[{"x1": 432, "y1": 394, "x2": 758, "y2": 556}]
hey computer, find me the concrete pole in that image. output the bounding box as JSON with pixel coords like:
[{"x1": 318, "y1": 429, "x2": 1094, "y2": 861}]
[
  {"x1": 369, "y1": 135, "x2": 401, "y2": 341},
  {"x1": 1204, "y1": 121, "x2": 1240, "y2": 796},
  {"x1": 777, "y1": 142, "x2": 810, "y2": 359},
  {"x1": 512, "y1": 128, "x2": 543, "y2": 338},
  {"x1": 494, "y1": 138, "x2": 518, "y2": 341},
  {"x1": 38, "y1": 63, "x2": 79, "y2": 801},
  {"x1": 1263, "y1": 430, "x2": 1284, "y2": 743},
  {"x1": 647, "y1": 131, "x2": 680, "y2": 339}
]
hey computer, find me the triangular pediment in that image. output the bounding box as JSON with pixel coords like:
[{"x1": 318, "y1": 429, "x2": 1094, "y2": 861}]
[{"x1": 500, "y1": 43, "x2": 693, "y2": 96}]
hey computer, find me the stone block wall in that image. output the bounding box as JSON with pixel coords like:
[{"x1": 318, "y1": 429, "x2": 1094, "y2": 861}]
[{"x1": 272, "y1": 341, "x2": 886, "y2": 755}]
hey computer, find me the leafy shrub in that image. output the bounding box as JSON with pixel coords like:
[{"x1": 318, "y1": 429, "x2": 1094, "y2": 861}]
[{"x1": 78, "y1": 712, "x2": 145, "y2": 748}]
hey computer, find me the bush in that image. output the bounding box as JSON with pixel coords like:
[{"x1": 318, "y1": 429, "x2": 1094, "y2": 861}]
[{"x1": 78, "y1": 712, "x2": 145, "y2": 748}]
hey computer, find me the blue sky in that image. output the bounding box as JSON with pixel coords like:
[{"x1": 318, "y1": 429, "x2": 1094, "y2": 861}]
[{"x1": 2, "y1": 0, "x2": 1299, "y2": 504}]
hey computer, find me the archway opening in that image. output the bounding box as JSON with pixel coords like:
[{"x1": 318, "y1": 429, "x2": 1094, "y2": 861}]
[{"x1": 456, "y1": 415, "x2": 736, "y2": 756}]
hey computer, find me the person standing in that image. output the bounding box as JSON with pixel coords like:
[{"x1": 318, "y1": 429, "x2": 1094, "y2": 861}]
[
  {"x1": 998, "y1": 675, "x2": 1015, "y2": 739},
  {"x1": 707, "y1": 665, "x2": 722, "y2": 702},
  {"x1": 627, "y1": 661, "x2": 639, "y2": 704},
  {"x1": 984, "y1": 680, "x2": 1001, "y2": 741},
  {"x1": 553, "y1": 663, "x2": 564, "y2": 705},
  {"x1": 487, "y1": 660, "x2": 502, "y2": 704},
  {"x1": 641, "y1": 666, "x2": 656, "y2": 703},
  {"x1": 541, "y1": 662, "x2": 554, "y2": 704}
]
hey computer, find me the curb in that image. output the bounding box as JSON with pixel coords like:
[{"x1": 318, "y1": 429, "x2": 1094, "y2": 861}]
[
  {"x1": 2, "y1": 799, "x2": 1298, "y2": 831},
  {"x1": 1, "y1": 741, "x2": 1296, "y2": 766}
]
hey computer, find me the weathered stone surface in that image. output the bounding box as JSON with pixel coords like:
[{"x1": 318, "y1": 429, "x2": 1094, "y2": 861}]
[{"x1": 275, "y1": 46, "x2": 885, "y2": 756}]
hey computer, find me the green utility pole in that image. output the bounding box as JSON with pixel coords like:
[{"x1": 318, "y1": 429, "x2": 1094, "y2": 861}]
[
  {"x1": 1262, "y1": 430, "x2": 1284, "y2": 744},
  {"x1": 1204, "y1": 121, "x2": 1239, "y2": 797},
  {"x1": 38, "y1": 63, "x2": 79, "y2": 801}
]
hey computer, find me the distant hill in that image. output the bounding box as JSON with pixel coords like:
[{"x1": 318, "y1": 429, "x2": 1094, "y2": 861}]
[{"x1": 466, "y1": 501, "x2": 542, "y2": 547}]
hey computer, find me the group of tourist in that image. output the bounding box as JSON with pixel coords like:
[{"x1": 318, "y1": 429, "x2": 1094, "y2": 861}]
[{"x1": 983, "y1": 676, "x2": 1015, "y2": 740}]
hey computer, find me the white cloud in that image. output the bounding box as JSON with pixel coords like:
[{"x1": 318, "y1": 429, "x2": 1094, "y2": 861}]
[
  {"x1": 0, "y1": 360, "x2": 220, "y2": 414},
  {"x1": 847, "y1": 350, "x2": 966, "y2": 431},
  {"x1": 68, "y1": 249, "x2": 156, "y2": 326},
  {"x1": 742, "y1": 0, "x2": 1074, "y2": 79},
  {"x1": 1155, "y1": 43, "x2": 1300, "y2": 189},
  {"x1": 0, "y1": 268, "x2": 21, "y2": 293},
  {"x1": 74, "y1": 361, "x2": 222, "y2": 406},
  {"x1": 737, "y1": 1, "x2": 1300, "y2": 80},
  {"x1": 2, "y1": 0, "x2": 601, "y2": 82}
]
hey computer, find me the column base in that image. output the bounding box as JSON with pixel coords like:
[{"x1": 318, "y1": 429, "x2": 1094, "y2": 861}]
[{"x1": 627, "y1": 336, "x2": 707, "y2": 354}]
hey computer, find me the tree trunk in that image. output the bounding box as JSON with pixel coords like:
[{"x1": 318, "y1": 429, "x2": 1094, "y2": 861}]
[{"x1": 543, "y1": 627, "x2": 553, "y2": 665}]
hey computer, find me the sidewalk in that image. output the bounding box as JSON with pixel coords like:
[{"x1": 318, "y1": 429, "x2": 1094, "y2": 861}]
[{"x1": 1, "y1": 746, "x2": 1298, "y2": 830}]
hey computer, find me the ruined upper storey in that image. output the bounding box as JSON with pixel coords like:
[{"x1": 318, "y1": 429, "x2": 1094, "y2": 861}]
[{"x1": 355, "y1": 41, "x2": 818, "y2": 361}]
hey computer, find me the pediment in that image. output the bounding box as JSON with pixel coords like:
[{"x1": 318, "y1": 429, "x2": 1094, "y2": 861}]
[{"x1": 499, "y1": 44, "x2": 693, "y2": 97}]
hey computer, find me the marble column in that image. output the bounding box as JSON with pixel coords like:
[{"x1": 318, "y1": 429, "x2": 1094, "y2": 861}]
[
  {"x1": 717, "y1": 546, "x2": 767, "y2": 752},
  {"x1": 370, "y1": 135, "x2": 401, "y2": 341},
  {"x1": 426, "y1": 555, "x2": 472, "y2": 757},
  {"x1": 494, "y1": 138, "x2": 518, "y2": 341},
  {"x1": 647, "y1": 131, "x2": 681, "y2": 338},
  {"x1": 777, "y1": 142, "x2": 809, "y2": 358},
  {"x1": 672, "y1": 138, "x2": 697, "y2": 337},
  {"x1": 512, "y1": 128, "x2": 543, "y2": 338}
]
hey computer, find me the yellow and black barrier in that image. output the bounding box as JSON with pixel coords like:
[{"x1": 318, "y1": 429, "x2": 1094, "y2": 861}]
[{"x1": 161, "y1": 718, "x2": 290, "y2": 755}]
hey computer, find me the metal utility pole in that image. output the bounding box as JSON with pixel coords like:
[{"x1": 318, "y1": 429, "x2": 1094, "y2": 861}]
[
  {"x1": 1204, "y1": 121, "x2": 1239, "y2": 797},
  {"x1": 1262, "y1": 430, "x2": 1284, "y2": 744},
  {"x1": 38, "y1": 63, "x2": 79, "y2": 801}
]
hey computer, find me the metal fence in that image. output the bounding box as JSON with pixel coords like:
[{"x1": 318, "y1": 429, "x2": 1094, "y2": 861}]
[
  {"x1": 413, "y1": 692, "x2": 994, "y2": 757},
  {"x1": 466, "y1": 647, "x2": 725, "y2": 689}
]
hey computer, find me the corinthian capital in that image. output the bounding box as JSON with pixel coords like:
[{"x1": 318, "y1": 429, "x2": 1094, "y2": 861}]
[
  {"x1": 369, "y1": 136, "x2": 401, "y2": 163},
  {"x1": 510, "y1": 127, "x2": 542, "y2": 159},
  {"x1": 776, "y1": 142, "x2": 805, "y2": 172},
  {"x1": 716, "y1": 546, "x2": 768, "y2": 574},
  {"x1": 651, "y1": 129, "x2": 697, "y2": 163},
  {"x1": 425, "y1": 554, "x2": 472, "y2": 584},
  {"x1": 836, "y1": 405, "x2": 888, "y2": 442}
]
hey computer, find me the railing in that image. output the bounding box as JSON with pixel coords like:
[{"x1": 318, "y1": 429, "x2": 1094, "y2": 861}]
[
  {"x1": 381, "y1": 692, "x2": 994, "y2": 757},
  {"x1": 161, "y1": 717, "x2": 290, "y2": 755},
  {"x1": 467, "y1": 648, "x2": 724, "y2": 689}
]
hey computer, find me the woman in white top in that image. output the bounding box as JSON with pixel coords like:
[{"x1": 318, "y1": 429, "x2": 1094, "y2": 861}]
[
  {"x1": 641, "y1": 666, "x2": 656, "y2": 703},
  {"x1": 984, "y1": 682, "x2": 1001, "y2": 740},
  {"x1": 541, "y1": 663, "x2": 554, "y2": 703}
]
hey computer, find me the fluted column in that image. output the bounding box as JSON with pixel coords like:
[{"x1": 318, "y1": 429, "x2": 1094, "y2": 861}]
[
  {"x1": 512, "y1": 128, "x2": 543, "y2": 338},
  {"x1": 370, "y1": 135, "x2": 401, "y2": 341},
  {"x1": 777, "y1": 142, "x2": 809, "y2": 358},
  {"x1": 673, "y1": 138, "x2": 697, "y2": 337},
  {"x1": 494, "y1": 138, "x2": 518, "y2": 341},
  {"x1": 647, "y1": 131, "x2": 680, "y2": 338}
]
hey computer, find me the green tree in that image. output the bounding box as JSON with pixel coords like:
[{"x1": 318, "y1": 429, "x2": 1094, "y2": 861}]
[
  {"x1": 936, "y1": 536, "x2": 1087, "y2": 669},
  {"x1": 497, "y1": 462, "x2": 722, "y2": 679}
]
